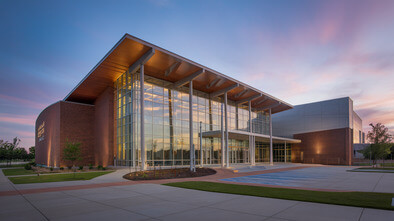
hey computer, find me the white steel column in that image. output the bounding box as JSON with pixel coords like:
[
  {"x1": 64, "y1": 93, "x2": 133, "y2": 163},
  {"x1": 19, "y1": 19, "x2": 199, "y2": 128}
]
[
  {"x1": 189, "y1": 81, "x2": 194, "y2": 172},
  {"x1": 140, "y1": 65, "x2": 146, "y2": 170},
  {"x1": 220, "y1": 102, "x2": 225, "y2": 167},
  {"x1": 284, "y1": 141, "x2": 287, "y2": 163},
  {"x1": 253, "y1": 136, "x2": 255, "y2": 164},
  {"x1": 248, "y1": 101, "x2": 255, "y2": 166},
  {"x1": 269, "y1": 108, "x2": 273, "y2": 165},
  {"x1": 200, "y1": 121, "x2": 203, "y2": 167},
  {"x1": 224, "y1": 92, "x2": 229, "y2": 168},
  {"x1": 235, "y1": 104, "x2": 239, "y2": 130}
]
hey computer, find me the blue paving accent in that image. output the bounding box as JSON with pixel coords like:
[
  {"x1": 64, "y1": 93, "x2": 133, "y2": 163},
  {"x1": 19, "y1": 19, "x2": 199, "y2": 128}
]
[{"x1": 222, "y1": 167, "x2": 340, "y2": 187}]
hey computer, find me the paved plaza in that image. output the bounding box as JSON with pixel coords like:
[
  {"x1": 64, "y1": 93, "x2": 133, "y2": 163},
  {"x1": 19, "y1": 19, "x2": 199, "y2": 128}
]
[
  {"x1": 222, "y1": 166, "x2": 394, "y2": 193},
  {"x1": 0, "y1": 164, "x2": 393, "y2": 220}
]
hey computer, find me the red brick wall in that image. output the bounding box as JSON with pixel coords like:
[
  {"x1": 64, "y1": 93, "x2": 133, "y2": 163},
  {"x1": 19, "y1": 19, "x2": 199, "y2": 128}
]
[
  {"x1": 35, "y1": 86, "x2": 116, "y2": 167},
  {"x1": 94, "y1": 87, "x2": 114, "y2": 167},
  {"x1": 35, "y1": 101, "x2": 95, "y2": 167},
  {"x1": 292, "y1": 128, "x2": 353, "y2": 165},
  {"x1": 35, "y1": 102, "x2": 61, "y2": 167},
  {"x1": 59, "y1": 101, "x2": 95, "y2": 167}
]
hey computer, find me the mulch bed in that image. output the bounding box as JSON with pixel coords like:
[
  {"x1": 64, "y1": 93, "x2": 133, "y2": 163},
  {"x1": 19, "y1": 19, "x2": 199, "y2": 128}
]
[{"x1": 123, "y1": 167, "x2": 217, "y2": 181}]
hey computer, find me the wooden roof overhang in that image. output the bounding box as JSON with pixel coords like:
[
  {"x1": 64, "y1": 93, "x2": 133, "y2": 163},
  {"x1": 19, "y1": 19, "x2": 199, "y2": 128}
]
[{"x1": 64, "y1": 34, "x2": 293, "y2": 114}]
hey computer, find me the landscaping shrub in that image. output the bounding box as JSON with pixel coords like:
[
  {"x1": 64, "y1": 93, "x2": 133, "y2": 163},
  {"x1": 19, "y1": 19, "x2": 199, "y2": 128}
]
[
  {"x1": 24, "y1": 163, "x2": 32, "y2": 170},
  {"x1": 97, "y1": 165, "x2": 103, "y2": 170},
  {"x1": 50, "y1": 167, "x2": 53, "y2": 171},
  {"x1": 79, "y1": 166, "x2": 83, "y2": 170},
  {"x1": 88, "y1": 164, "x2": 93, "y2": 169},
  {"x1": 60, "y1": 167, "x2": 64, "y2": 170},
  {"x1": 123, "y1": 168, "x2": 216, "y2": 181}
]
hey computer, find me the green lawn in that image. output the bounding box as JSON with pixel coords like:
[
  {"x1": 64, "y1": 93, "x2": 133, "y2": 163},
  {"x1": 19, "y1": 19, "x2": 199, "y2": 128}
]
[
  {"x1": 2, "y1": 168, "x2": 36, "y2": 176},
  {"x1": 0, "y1": 164, "x2": 25, "y2": 168},
  {"x1": 381, "y1": 163, "x2": 394, "y2": 167},
  {"x1": 164, "y1": 181, "x2": 394, "y2": 211},
  {"x1": 348, "y1": 169, "x2": 394, "y2": 173},
  {"x1": 357, "y1": 167, "x2": 394, "y2": 170},
  {"x1": 9, "y1": 171, "x2": 113, "y2": 184}
]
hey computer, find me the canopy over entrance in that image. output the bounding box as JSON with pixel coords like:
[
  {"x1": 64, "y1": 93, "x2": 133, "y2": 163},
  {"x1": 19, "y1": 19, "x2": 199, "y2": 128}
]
[{"x1": 202, "y1": 130, "x2": 301, "y2": 143}]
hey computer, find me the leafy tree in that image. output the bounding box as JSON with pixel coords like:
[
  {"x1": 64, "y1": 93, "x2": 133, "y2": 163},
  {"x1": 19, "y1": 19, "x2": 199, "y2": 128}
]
[
  {"x1": 359, "y1": 123, "x2": 393, "y2": 166},
  {"x1": 367, "y1": 123, "x2": 392, "y2": 144},
  {"x1": 359, "y1": 144, "x2": 391, "y2": 166},
  {"x1": 28, "y1": 146, "x2": 35, "y2": 160},
  {"x1": 0, "y1": 138, "x2": 33, "y2": 165},
  {"x1": 14, "y1": 147, "x2": 28, "y2": 160},
  {"x1": 62, "y1": 141, "x2": 82, "y2": 177},
  {"x1": 4, "y1": 137, "x2": 20, "y2": 166},
  {"x1": 0, "y1": 140, "x2": 6, "y2": 161}
]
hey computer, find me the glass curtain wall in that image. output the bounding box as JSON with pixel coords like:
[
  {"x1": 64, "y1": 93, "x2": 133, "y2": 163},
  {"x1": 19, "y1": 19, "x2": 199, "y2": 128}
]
[
  {"x1": 115, "y1": 69, "x2": 273, "y2": 167},
  {"x1": 255, "y1": 142, "x2": 292, "y2": 163},
  {"x1": 273, "y1": 143, "x2": 292, "y2": 162},
  {"x1": 229, "y1": 139, "x2": 249, "y2": 164},
  {"x1": 114, "y1": 69, "x2": 133, "y2": 166}
]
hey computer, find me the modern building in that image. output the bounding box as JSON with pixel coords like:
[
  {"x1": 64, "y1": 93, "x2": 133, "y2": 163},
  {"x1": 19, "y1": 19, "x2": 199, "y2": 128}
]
[
  {"x1": 272, "y1": 97, "x2": 365, "y2": 165},
  {"x1": 35, "y1": 34, "x2": 363, "y2": 168},
  {"x1": 35, "y1": 34, "x2": 301, "y2": 168}
]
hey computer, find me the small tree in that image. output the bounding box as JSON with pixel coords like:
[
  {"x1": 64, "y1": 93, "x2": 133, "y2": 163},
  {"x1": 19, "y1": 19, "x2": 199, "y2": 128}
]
[
  {"x1": 359, "y1": 123, "x2": 393, "y2": 167},
  {"x1": 63, "y1": 141, "x2": 82, "y2": 177},
  {"x1": 359, "y1": 144, "x2": 391, "y2": 166}
]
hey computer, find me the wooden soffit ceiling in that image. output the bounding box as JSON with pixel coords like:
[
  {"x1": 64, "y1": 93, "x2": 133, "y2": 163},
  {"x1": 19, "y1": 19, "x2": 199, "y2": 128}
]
[{"x1": 64, "y1": 34, "x2": 293, "y2": 113}]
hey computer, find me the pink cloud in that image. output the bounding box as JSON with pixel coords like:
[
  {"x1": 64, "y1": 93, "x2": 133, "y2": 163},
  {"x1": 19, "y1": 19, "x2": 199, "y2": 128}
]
[
  {"x1": 359, "y1": 110, "x2": 394, "y2": 135},
  {"x1": 0, "y1": 127, "x2": 35, "y2": 149},
  {"x1": 0, "y1": 113, "x2": 36, "y2": 126},
  {"x1": 0, "y1": 94, "x2": 47, "y2": 109},
  {"x1": 320, "y1": 19, "x2": 341, "y2": 44}
]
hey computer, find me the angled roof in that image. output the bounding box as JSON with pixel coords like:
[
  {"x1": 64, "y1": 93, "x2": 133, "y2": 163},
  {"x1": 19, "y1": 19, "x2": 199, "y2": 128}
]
[{"x1": 65, "y1": 34, "x2": 293, "y2": 113}]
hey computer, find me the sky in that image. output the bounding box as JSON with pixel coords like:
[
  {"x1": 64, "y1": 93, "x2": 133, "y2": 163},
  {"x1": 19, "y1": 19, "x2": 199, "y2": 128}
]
[{"x1": 0, "y1": 0, "x2": 393, "y2": 149}]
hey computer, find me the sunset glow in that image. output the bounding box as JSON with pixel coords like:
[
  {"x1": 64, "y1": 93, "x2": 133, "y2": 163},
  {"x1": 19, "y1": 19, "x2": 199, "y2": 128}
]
[{"x1": 0, "y1": 0, "x2": 393, "y2": 148}]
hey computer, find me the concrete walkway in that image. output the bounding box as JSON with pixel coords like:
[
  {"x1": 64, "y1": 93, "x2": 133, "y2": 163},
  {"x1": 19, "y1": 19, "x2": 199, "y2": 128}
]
[
  {"x1": 1, "y1": 165, "x2": 394, "y2": 220},
  {"x1": 1, "y1": 165, "x2": 320, "y2": 196},
  {"x1": 2, "y1": 164, "x2": 394, "y2": 196},
  {"x1": 1, "y1": 183, "x2": 393, "y2": 221},
  {"x1": 221, "y1": 166, "x2": 394, "y2": 193}
]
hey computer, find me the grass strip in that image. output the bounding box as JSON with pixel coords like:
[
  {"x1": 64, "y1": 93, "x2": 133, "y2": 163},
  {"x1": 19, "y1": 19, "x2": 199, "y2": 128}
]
[
  {"x1": 381, "y1": 163, "x2": 394, "y2": 167},
  {"x1": 2, "y1": 168, "x2": 36, "y2": 176},
  {"x1": 348, "y1": 168, "x2": 394, "y2": 173},
  {"x1": 9, "y1": 171, "x2": 113, "y2": 184},
  {"x1": 348, "y1": 170, "x2": 394, "y2": 173},
  {"x1": 0, "y1": 164, "x2": 25, "y2": 168},
  {"x1": 164, "y1": 181, "x2": 394, "y2": 211},
  {"x1": 356, "y1": 167, "x2": 394, "y2": 170}
]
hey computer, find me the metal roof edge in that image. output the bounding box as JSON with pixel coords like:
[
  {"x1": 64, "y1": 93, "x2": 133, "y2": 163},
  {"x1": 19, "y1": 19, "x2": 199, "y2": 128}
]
[
  {"x1": 123, "y1": 34, "x2": 293, "y2": 108},
  {"x1": 63, "y1": 34, "x2": 128, "y2": 101}
]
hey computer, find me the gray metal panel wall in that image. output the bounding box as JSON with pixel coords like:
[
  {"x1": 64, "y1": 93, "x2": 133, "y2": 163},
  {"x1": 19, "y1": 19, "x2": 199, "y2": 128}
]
[{"x1": 272, "y1": 97, "x2": 353, "y2": 138}]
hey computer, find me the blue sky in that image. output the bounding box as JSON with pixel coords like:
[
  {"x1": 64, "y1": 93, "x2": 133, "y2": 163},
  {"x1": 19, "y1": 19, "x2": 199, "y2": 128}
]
[{"x1": 1, "y1": 0, "x2": 393, "y2": 148}]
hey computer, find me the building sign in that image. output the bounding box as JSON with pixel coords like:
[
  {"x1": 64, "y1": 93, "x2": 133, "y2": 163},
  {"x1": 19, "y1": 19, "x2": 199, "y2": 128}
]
[{"x1": 38, "y1": 121, "x2": 45, "y2": 142}]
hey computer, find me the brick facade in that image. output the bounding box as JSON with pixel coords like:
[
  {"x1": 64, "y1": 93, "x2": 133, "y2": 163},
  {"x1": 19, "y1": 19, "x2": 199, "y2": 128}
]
[
  {"x1": 35, "y1": 87, "x2": 114, "y2": 167},
  {"x1": 292, "y1": 128, "x2": 353, "y2": 165},
  {"x1": 94, "y1": 87, "x2": 115, "y2": 166}
]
